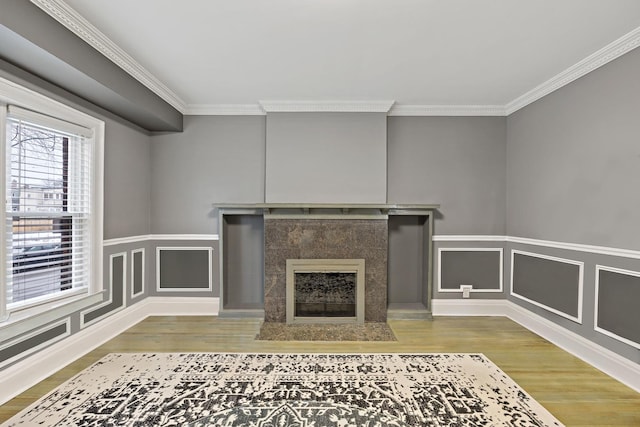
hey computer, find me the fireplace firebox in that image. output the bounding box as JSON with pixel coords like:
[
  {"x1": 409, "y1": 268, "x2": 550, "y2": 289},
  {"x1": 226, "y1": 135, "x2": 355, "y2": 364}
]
[
  {"x1": 295, "y1": 272, "x2": 356, "y2": 317},
  {"x1": 286, "y1": 259, "x2": 365, "y2": 324}
]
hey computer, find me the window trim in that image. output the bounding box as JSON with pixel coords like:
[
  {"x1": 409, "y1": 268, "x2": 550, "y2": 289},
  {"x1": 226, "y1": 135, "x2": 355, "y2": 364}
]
[{"x1": 0, "y1": 76, "x2": 104, "y2": 323}]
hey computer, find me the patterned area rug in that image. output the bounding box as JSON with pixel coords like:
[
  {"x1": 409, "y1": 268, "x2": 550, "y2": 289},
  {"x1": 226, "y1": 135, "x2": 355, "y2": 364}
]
[{"x1": 5, "y1": 353, "x2": 563, "y2": 426}]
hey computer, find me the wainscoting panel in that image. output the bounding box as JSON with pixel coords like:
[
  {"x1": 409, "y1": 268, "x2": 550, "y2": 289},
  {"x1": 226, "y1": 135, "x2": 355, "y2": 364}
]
[
  {"x1": 1, "y1": 235, "x2": 218, "y2": 399},
  {"x1": 0, "y1": 297, "x2": 220, "y2": 406},
  {"x1": 131, "y1": 248, "x2": 145, "y2": 299},
  {"x1": 595, "y1": 266, "x2": 640, "y2": 349},
  {"x1": 427, "y1": 235, "x2": 640, "y2": 388},
  {"x1": 438, "y1": 248, "x2": 503, "y2": 293},
  {"x1": 81, "y1": 252, "x2": 127, "y2": 328},
  {"x1": 510, "y1": 250, "x2": 583, "y2": 323},
  {"x1": 156, "y1": 247, "x2": 212, "y2": 292},
  {"x1": 0, "y1": 318, "x2": 69, "y2": 368}
]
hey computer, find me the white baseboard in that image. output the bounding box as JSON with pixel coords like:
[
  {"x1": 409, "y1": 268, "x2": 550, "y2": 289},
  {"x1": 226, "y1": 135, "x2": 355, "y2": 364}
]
[
  {"x1": 143, "y1": 296, "x2": 220, "y2": 315},
  {"x1": 432, "y1": 299, "x2": 640, "y2": 393},
  {"x1": 0, "y1": 297, "x2": 219, "y2": 405},
  {"x1": 506, "y1": 302, "x2": 640, "y2": 394},
  {"x1": 432, "y1": 299, "x2": 510, "y2": 316}
]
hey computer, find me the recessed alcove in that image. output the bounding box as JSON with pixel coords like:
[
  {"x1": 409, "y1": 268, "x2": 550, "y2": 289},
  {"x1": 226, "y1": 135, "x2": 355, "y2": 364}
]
[
  {"x1": 387, "y1": 215, "x2": 432, "y2": 318},
  {"x1": 216, "y1": 204, "x2": 438, "y2": 322},
  {"x1": 219, "y1": 213, "x2": 264, "y2": 313}
]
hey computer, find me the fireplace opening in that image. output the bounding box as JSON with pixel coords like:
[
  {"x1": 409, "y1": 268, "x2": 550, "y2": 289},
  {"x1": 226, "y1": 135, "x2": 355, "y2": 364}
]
[
  {"x1": 286, "y1": 259, "x2": 365, "y2": 324},
  {"x1": 295, "y1": 272, "x2": 356, "y2": 317}
]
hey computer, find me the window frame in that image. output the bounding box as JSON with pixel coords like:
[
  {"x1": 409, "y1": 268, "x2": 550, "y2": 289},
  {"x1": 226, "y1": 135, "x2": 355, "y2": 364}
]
[{"x1": 0, "y1": 76, "x2": 104, "y2": 323}]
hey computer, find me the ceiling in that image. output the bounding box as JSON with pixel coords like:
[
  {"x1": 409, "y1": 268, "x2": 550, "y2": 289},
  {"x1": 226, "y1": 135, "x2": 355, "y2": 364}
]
[{"x1": 44, "y1": 0, "x2": 640, "y2": 114}]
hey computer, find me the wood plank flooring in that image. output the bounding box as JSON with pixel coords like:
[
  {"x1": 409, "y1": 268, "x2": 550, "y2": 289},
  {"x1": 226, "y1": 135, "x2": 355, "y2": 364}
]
[{"x1": 1, "y1": 316, "x2": 639, "y2": 425}]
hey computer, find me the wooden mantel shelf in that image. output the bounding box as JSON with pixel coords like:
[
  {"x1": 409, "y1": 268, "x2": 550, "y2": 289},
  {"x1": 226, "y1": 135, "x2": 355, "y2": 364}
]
[{"x1": 213, "y1": 203, "x2": 440, "y2": 218}]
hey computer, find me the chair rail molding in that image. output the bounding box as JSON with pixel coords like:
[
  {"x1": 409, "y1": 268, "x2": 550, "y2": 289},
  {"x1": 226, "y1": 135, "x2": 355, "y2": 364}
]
[
  {"x1": 433, "y1": 235, "x2": 640, "y2": 259},
  {"x1": 103, "y1": 234, "x2": 219, "y2": 247}
]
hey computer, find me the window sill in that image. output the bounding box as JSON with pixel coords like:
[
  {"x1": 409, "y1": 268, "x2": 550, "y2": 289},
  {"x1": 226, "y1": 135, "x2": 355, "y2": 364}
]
[{"x1": 0, "y1": 291, "x2": 105, "y2": 340}]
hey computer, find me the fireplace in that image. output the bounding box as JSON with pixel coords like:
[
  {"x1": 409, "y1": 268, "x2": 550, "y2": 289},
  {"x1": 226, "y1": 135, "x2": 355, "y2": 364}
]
[
  {"x1": 216, "y1": 203, "x2": 438, "y2": 322},
  {"x1": 264, "y1": 217, "x2": 388, "y2": 323},
  {"x1": 286, "y1": 259, "x2": 365, "y2": 324}
]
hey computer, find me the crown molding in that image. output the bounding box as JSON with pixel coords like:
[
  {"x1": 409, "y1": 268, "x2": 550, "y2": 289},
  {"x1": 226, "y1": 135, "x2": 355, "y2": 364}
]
[
  {"x1": 389, "y1": 104, "x2": 507, "y2": 117},
  {"x1": 259, "y1": 100, "x2": 396, "y2": 113},
  {"x1": 185, "y1": 102, "x2": 507, "y2": 116},
  {"x1": 28, "y1": 1, "x2": 640, "y2": 119},
  {"x1": 30, "y1": 0, "x2": 188, "y2": 114},
  {"x1": 185, "y1": 104, "x2": 266, "y2": 116},
  {"x1": 506, "y1": 26, "x2": 640, "y2": 115}
]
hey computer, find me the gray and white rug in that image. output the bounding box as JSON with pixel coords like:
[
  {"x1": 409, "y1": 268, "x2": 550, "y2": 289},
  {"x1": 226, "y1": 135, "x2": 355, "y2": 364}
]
[{"x1": 5, "y1": 353, "x2": 563, "y2": 426}]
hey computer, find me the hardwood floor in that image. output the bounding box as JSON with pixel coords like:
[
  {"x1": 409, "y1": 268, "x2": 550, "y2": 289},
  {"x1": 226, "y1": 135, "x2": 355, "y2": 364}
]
[{"x1": 1, "y1": 316, "x2": 639, "y2": 425}]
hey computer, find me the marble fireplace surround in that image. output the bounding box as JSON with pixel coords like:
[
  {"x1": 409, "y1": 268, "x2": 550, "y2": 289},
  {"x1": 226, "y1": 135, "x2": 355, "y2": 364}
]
[
  {"x1": 266, "y1": 217, "x2": 387, "y2": 322},
  {"x1": 216, "y1": 204, "x2": 439, "y2": 322}
]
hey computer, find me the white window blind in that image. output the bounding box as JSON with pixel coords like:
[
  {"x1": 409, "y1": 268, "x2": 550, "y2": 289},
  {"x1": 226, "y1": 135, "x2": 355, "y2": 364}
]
[{"x1": 5, "y1": 105, "x2": 94, "y2": 308}]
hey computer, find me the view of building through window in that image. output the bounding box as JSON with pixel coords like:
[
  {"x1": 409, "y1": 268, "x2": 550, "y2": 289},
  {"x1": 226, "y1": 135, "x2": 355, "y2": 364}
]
[{"x1": 6, "y1": 118, "x2": 74, "y2": 305}]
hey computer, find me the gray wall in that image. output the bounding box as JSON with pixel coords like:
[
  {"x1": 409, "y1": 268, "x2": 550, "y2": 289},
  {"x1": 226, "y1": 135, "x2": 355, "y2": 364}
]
[
  {"x1": 265, "y1": 112, "x2": 387, "y2": 204},
  {"x1": 388, "y1": 117, "x2": 507, "y2": 235},
  {"x1": 150, "y1": 114, "x2": 507, "y2": 235},
  {"x1": 104, "y1": 120, "x2": 151, "y2": 239},
  {"x1": 507, "y1": 47, "x2": 640, "y2": 251},
  {"x1": 504, "y1": 47, "x2": 640, "y2": 364},
  {"x1": 0, "y1": 58, "x2": 153, "y2": 241},
  {"x1": 150, "y1": 116, "x2": 266, "y2": 234}
]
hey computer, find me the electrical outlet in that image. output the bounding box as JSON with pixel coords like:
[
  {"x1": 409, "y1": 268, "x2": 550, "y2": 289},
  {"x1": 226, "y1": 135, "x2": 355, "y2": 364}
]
[{"x1": 460, "y1": 284, "x2": 473, "y2": 298}]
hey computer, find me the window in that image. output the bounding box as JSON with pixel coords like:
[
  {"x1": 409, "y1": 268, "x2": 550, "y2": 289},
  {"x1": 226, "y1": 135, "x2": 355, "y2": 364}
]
[{"x1": 1, "y1": 78, "x2": 104, "y2": 320}]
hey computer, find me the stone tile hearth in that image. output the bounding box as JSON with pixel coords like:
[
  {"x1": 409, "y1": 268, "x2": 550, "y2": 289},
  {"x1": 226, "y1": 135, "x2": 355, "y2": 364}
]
[{"x1": 255, "y1": 321, "x2": 397, "y2": 341}]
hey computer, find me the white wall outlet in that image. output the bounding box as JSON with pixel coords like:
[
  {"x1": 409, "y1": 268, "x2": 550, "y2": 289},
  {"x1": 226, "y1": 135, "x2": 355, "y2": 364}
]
[{"x1": 460, "y1": 284, "x2": 473, "y2": 298}]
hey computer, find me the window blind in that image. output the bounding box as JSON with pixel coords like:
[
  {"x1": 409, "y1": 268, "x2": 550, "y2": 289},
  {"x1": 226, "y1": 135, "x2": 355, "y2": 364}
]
[{"x1": 5, "y1": 106, "x2": 93, "y2": 307}]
